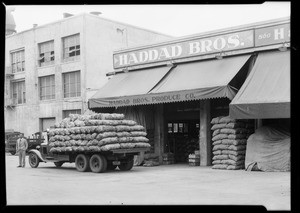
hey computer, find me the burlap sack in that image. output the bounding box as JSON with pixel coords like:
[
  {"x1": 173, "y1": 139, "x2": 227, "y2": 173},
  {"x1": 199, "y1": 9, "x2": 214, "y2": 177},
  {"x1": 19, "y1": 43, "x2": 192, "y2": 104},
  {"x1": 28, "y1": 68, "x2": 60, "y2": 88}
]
[
  {"x1": 213, "y1": 150, "x2": 222, "y2": 155},
  {"x1": 100, "y1": 137, "x2": 119, "y2": 145},
  {"x1": 221, "y1": 139, "x2": 247, "y2": 146},
  {"x1": 116, "y1": 131, "x2": 131, "y2": 137},
  {"x1": 133, "y1": 136, "x2": 149, "y2": 142},
  {"x1": 228, "y1": 145, "x2": 247, "y2": 151},
  {"x1": 211, "y1": 123, "x2": 227, "y2": 131},
  {"x1": 130, "y1": 131, "x2": 147, "y2": 137},
  {"x1": 212, "y1": 164, "x2": 228, "y2": 169},
  {"x1": 220, "y1": 128, "x2": 248, "y2": 134},
  {"x1": 212, "y1": 140, "x2": 222, "y2": 146},
  {"x1": 213, "y1": 154, "x2": 229, "y2": 160},
  {"x1": 225, "y1": 122, "x2": 245, "y2": 129},
  {"x1": 228, "y1": 134, "x2": 247, "y2": 140},
  {"x1": 129, "y1": 125, "x2": 145, "y2": 131},
  {"x1": 222, "y1": 150, "x2": 246, "y2": 156},
  {"x1": 116, "y1": 125, "x2": 131, "y2": 132},
  {"x1": 212, "y1": 133, "x2": 228, "y2": 141},
  {"x1": 228, "y1": 154, "x2": 245, "y2": 161},
  {"x1": 213, "y1": 144, "x2": 230, "y2": 151},
  {"x1": 210, "y1": 116, "x2": 224, "y2": 124},
  {"x1": 212, "y1": 160, "x2": 222, "y2": 165},
  {"x1": 219, "y1": 116, "x2": 236, "y2": 124},
  {"x1": 212, "y1": 129, "x2": 221, "y2": 137}
]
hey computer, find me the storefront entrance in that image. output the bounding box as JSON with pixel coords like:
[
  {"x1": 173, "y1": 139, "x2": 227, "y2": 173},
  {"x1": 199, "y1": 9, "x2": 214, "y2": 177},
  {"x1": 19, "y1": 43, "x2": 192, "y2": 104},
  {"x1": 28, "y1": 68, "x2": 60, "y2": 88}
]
[
  {"x1": 166, "y1": 120, "x2": 199, "y2": 163},
  {"x1": 164, "y1": 101, "x2": 200, "y2": 163}
]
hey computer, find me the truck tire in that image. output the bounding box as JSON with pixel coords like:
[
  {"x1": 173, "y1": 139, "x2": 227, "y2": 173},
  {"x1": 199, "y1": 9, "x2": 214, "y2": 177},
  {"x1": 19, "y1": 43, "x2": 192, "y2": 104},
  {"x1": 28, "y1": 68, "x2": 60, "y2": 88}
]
[
  {"x1": 118, "y1": 158, "x2": 134, "y2": 171},
  {"x1": 54, "y1": 162, "x2": 64, "y2": 167},
  {"x1": 29, "y1": 153, "x2": 40, "y2": 168},
  {"x1": 89, "y1": 154, "x2": 107, "y2": 173},
  {"x1": 107, "y1": 161, "x2": 117, "y2": 171},
  {"x1": 75, "y1": 154, "x2": 90, "y2": 172}
]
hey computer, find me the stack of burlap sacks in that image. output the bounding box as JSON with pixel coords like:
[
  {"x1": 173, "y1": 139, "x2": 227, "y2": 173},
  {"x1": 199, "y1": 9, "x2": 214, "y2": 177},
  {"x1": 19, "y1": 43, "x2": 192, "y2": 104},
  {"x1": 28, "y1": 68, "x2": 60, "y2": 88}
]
[
  {"x1": 48, "y1": 112, "x2": 151, "y2": 153},
  {"x1": 211, "y1": 116, "x2": 254, "y2": 170}
]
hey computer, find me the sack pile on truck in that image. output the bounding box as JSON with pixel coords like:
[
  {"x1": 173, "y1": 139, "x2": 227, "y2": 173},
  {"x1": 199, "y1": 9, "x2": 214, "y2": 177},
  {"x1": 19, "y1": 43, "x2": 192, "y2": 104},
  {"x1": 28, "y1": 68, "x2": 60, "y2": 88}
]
[
  {"x1": 210, "y1": 116, "x2": 254, "y2": 170},
  {"x1": 48, "y1": 112, "x2": 151, "y2": 153}
]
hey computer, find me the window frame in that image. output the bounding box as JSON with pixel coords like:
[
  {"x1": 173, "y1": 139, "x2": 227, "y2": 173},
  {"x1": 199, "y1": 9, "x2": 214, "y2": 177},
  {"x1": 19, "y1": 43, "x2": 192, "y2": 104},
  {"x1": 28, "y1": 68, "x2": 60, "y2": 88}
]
[
  {"x1": 39, "y1": 75, "x2": 56, "y2": 101},
  {"x1": 11, "y1": 49, "x2": 25, "y2": 73},
  {"x1": 62, "y1": 34, "x2": 80, "y2": 62},
  {"x1": 62, "y1": 71, "x2": 81, "y2": 98},
  {"x1": 11, "y1": 80, "x2": 26, "y2": 104},
  {"x1": 38, "y1": 40, "x2": 55, "y2": 67}
]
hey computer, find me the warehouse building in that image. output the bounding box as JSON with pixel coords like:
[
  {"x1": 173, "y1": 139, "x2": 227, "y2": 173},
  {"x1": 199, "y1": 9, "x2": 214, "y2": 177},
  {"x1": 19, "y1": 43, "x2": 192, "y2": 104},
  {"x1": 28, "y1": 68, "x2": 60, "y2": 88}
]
[
  {"x1": 4, "y1": 11, "x2": 172, "y2": 136},
  {"x1": 89, "y1": 17, "x2": 290, "y2": 166}
]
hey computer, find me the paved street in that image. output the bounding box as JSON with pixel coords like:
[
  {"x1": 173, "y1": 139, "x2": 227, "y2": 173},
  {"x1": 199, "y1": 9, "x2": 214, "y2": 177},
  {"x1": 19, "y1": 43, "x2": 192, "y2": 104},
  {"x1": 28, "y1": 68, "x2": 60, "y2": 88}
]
[{"x1": 5, "y1": 153, "x2": 290, "y2": 210}]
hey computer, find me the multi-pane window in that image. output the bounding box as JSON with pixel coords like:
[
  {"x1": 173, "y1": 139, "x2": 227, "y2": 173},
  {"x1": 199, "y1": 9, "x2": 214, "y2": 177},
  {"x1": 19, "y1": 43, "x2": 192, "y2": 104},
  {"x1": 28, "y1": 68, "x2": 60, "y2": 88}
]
[
  {"x1": 12, "y1": 81, "x2": 26, "y2": 104},
  {"x1": 39, "y1": 75, "x2": 55, "y2": 100},
  {"x1": 62, "y1": 34, "x2": 80, "y2": 61},
  {"x1": 39, "y1": 41, "x2": 54, "y2": 66},
  {"x1": 63, "y1": 71, "x2": 81, "y2": 98},
  {"x1": 63, "y1": 109, "x2": 81, "y2": 119},
  {"x1": 11, "y1": 50, "x2": 25, "y2": 73}
]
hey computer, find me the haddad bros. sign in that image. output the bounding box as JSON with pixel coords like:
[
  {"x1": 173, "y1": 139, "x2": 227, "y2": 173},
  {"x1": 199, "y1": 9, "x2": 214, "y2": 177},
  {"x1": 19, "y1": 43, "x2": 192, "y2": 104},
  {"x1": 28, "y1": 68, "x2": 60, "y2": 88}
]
[{"x1": 113, "y1": 23, "x2": 290, "y2": 68}]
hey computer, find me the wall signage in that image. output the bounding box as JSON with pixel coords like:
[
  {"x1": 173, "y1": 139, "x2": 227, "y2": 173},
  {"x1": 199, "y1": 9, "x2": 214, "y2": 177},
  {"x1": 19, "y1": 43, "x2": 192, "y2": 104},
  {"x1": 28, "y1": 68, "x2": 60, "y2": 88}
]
[
  {"x1": 113, "y1": 30, "x2": 254, "y2": 68},
  {"x1": 113, "y1": 21, "x2": 290, "y2": 69},
  {"x1": 255, "y1": 23, "x2": 290, "y2": 47}
]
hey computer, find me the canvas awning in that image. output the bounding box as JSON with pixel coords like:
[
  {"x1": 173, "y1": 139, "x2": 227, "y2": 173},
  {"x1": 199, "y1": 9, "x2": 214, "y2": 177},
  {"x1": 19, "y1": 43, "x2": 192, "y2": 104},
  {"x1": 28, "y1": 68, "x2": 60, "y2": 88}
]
[
  {"x1": 89, "y1": 54, "x2": 251, "y2": 108},
  {"x1": 229, "y1": 50, "x2": 290, "y2": 119},
  {"x1": 89, "y1": 66, "x2": 172, "y2": 108}
]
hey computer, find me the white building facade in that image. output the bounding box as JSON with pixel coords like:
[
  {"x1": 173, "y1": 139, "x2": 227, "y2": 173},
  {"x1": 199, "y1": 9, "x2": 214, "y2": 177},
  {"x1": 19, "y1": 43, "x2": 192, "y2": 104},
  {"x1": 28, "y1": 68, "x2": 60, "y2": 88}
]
[{"x1": 4, "y1": 12, "x2": 172, "y2": 136}]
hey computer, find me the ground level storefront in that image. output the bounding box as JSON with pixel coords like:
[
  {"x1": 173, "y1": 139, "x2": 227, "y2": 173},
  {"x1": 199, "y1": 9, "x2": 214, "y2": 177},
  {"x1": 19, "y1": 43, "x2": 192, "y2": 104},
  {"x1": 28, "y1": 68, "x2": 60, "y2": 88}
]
[
  {"x1": 5, "y1": 154, "x2": 291, "y2": 209},
  {"x1": 88, "y1": 17, "x2": 290, "y2": 168},
  {"x1": 92, "y1": 98, "x2": 234, "y2": 165}
]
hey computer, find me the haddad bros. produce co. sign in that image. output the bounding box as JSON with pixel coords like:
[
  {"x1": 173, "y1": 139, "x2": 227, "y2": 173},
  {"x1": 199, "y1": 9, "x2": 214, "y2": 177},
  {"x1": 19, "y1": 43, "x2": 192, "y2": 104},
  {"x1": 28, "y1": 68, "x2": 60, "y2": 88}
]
[{"x1": 113, "y1": 23, "x2": 290, "y2": 69}]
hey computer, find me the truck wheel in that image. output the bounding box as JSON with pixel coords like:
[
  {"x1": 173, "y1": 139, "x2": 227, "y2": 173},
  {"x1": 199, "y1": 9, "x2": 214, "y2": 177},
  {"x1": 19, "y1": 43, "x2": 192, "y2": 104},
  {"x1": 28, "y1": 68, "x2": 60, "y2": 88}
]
[
  {"x1": 75, "y1": 154, "x2": 90, "y2": 172},
  {"x1": 29, "y1": 153, "x2": 40, "y2": 168},
  {"x1": 118, "y1": 158, "x2": 134, "y2": 171},
  {"x1": 54, "y1": 162, "x2": 64, "y2": 167},
  {"x1": 107, "y1": 161, "x2": 117, "y2": 171},
  {"x1": 89, "y1": 154, "x2": 107, "y2": 173},
  {"x1": 10, "y1": 151, "x2": 16, "y2": 155}
]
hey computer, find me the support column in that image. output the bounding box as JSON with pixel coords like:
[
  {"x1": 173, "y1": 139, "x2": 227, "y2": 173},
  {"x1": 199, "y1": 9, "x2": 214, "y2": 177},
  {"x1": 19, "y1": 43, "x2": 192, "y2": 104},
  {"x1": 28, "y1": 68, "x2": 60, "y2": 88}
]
[
  {"x1": 199, "y1": 99, "x2": 212, "y2": 166},
  {"x1": 154, "y1": 104, "x2": 165, "y2": 164}
]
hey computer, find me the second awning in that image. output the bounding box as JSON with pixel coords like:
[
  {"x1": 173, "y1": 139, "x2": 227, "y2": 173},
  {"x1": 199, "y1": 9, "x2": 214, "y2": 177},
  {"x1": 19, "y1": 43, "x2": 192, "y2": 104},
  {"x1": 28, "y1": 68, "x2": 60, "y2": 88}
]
[{"x1": 229, "y1": 50, "x2": 290, "y2": 119}]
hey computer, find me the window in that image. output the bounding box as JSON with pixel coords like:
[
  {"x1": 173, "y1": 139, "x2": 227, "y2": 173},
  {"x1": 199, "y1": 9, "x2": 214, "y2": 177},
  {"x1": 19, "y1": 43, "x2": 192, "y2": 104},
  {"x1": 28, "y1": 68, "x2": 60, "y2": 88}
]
[
  {"x1": 173, "y1": 123, "x2": 178, "y2": 133},
  {"x1": 63, "y1": 109, "x2": 81, "y2": 119},
  {"x1": 12, "y1": 81, "x2": 26, "y2": 104},
  {"x1": 11, "y1": 50, "x2": 25, "y2": 73},
  {"x1": 38, "y1": 41, "x2": 54, "y2": 66},
  {"x1": 62, "y1": 34, "x2": 80, "y2": 61},
  {"x1": 39, "y1": 75, "x2": 55, "y2": 100},
  {"x1": 63, "y1": 71, "x2": 81, "y2": 98},
  {"x1": 168, "y1": 123, "x2": 173, "y2": 133}
]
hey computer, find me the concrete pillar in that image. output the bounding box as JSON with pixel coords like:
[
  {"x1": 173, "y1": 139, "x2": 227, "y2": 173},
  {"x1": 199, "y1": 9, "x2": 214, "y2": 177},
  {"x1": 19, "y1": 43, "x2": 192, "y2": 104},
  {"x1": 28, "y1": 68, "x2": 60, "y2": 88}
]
[
  {"x1": 154, "y1": 104, "x2": 165, "y2": 164},
  {"x1": 199, "y1": 99, "x2": 212, "y2": 166}
]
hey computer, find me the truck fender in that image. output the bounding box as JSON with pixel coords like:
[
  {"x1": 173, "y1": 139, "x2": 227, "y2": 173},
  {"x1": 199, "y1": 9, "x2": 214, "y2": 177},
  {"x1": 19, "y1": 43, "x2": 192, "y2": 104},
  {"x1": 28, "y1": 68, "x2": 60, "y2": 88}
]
[{"x1": 28, "y1": 149, "x2": 45, "y2": 162}]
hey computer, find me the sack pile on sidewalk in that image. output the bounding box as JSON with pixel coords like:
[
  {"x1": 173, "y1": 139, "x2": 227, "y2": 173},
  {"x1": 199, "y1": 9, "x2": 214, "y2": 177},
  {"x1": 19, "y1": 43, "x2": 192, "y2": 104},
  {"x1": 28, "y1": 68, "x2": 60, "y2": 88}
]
[
  {"x1": 48, "y1": 112, "x2": 151, "y2": 153},
  {"x1": 211, "y1": 116, "x2": 254, "y2": 170}
]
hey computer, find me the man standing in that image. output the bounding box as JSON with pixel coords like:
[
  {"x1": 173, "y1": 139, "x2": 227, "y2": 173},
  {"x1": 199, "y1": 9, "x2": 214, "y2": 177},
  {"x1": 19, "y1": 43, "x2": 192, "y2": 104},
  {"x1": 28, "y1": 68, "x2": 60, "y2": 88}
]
[{"x1": 16, "y1": 134, "x2": 28, "y2": 168}]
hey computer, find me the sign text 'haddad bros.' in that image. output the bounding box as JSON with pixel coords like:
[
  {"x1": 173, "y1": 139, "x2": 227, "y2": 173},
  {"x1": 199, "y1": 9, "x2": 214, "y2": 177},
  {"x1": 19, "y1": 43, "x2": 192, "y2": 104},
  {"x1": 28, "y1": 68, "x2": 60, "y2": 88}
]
[
  {"x1": 113, "y1": 23, "x2": 290, "y2": 68},
  {"x1": 114, "y1": 30, "x2": 253, "y2": 68}
]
